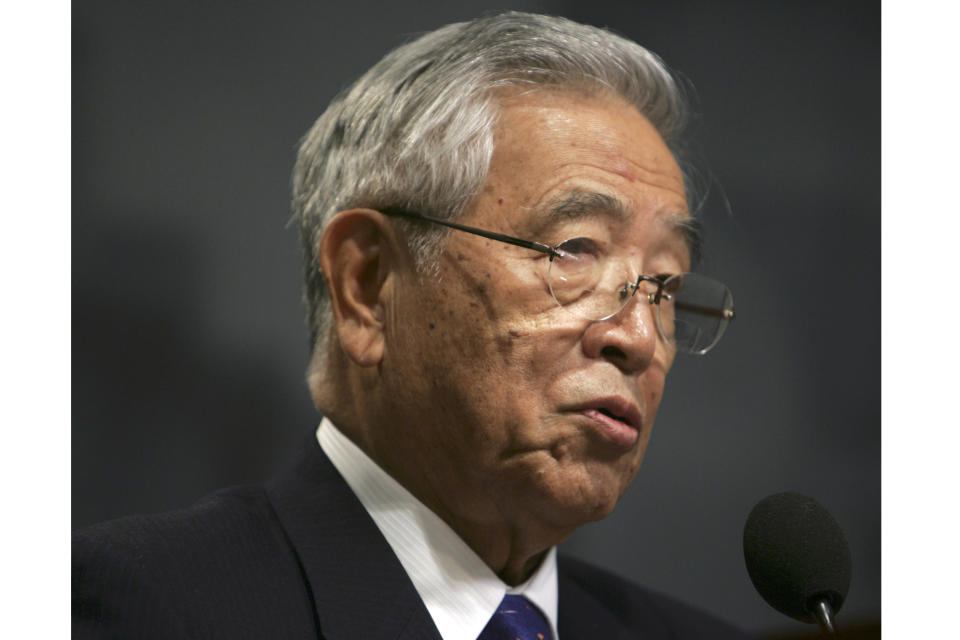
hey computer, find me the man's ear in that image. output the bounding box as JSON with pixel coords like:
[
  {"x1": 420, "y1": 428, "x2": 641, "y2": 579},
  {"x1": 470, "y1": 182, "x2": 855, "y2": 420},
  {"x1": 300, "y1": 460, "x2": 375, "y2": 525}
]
[{"x1": 318, "y1": 209, "x2": 398, "y2": 368}]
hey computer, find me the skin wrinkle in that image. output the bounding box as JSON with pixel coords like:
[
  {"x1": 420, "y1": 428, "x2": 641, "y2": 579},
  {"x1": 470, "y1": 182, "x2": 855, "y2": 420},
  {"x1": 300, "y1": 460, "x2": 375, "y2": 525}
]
[
  {"x1": 443, "y1": 252, "x2": 500, "y2": 323},
  {"x1": 533, "y1": 189, "x2": 695, "y2": 268},
  {"x1": 535, "y1": 110, "x2": 684, "y2": 192},
  {"x1": 322, "y1": 90, "x2": 689, "y2": 585}
]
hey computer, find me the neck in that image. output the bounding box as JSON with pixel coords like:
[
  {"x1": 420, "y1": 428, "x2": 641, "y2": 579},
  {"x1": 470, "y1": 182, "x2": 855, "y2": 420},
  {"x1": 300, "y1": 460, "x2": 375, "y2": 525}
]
[
  {"x1": 361, "y1": 423, "x2": 568, "y2": 585},
  {"x1": 315, "y1": 366, "x2": 573, "y2": 586},
  {"x1": 448, "y1": 515, "x2": 556, "y2": 585}
]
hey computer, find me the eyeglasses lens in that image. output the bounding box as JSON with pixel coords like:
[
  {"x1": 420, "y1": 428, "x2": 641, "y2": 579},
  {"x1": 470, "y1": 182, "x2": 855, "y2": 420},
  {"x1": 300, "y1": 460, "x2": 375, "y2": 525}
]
[
  {"x1": 547, "y1": 239, "x2": 734, "y2": 354},
  {"x1": 658, "y1": 273, "x2": 734, "y2": 354}
]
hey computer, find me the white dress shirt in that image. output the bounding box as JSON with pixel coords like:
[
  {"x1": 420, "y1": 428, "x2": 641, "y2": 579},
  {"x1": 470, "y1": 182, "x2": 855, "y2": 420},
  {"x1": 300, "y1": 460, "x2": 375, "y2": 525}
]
[{"x1": 317, "y1": 417, "x2": 559, "y2": 640}]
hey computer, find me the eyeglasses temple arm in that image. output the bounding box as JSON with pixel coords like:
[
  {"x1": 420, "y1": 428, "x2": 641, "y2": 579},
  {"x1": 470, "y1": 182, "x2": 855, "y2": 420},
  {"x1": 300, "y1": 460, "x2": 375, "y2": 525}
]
[
  {"x1": 381, "y1": 208, "x2": 560, "y2": 259},
  {"x1": 674, "y1": 301, "x2": 736, "y2": 320}
]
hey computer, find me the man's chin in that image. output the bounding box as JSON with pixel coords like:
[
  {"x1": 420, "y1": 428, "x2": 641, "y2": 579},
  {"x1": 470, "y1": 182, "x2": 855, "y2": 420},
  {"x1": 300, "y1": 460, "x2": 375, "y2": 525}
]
[
  {"x1": 497, "y1": 449, "x2": 638, "y2": 533},
  {"x1": 530, "y1": 471, "x2": 631, "y2": 532}
]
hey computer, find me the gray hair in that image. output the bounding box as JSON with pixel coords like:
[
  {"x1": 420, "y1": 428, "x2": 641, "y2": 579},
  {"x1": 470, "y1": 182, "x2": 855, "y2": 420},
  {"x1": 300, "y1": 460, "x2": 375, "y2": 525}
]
[{"x1": 292, "y1": 11, "x2": 692, "y2": 365}]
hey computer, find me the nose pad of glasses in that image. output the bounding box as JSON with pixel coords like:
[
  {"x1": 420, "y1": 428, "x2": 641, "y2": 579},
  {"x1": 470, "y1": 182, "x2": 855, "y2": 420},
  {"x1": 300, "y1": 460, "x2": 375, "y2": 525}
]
[{"x1": 616, "y1": 280, "x2": 660, "y2": 308}]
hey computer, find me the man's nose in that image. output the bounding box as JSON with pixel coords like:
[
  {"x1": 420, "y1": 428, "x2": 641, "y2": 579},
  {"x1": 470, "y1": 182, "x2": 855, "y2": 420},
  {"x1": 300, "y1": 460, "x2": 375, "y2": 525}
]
[{"x1": 580, "y1": 294, "x2": 659, "y2": 373}]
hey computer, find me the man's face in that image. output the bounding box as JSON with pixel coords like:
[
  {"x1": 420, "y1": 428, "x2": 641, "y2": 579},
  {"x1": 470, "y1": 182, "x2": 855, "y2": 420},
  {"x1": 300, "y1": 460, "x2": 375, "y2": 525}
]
[{"x1": 380, "y1": 90, "x2": 691, "y2": 538}]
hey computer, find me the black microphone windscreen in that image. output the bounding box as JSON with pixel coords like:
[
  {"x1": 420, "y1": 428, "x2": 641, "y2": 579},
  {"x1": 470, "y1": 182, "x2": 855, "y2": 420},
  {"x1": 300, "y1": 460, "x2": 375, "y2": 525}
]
[{"x1": 743, "y1": 492, "x2": 852, "y2": 623}]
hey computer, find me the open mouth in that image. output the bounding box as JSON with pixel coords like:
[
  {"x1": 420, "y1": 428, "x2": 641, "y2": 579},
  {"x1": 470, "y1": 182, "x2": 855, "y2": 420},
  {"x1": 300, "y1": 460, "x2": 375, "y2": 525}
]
[
  {"x1": 570, "y1": 395, "x2": 642, "y2": 448},
  {"x1": 578, "y1": 402, "x2": 641, "y2": 449},
  {"x1": 597, "y1": 407, "x2": 629, "y2": 424}
]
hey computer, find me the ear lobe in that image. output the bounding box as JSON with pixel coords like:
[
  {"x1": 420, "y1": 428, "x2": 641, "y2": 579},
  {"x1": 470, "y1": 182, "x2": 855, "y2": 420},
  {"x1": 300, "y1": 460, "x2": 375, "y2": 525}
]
[{"x1": 318, "y1": 209, "x2": 396, "y2": 368}]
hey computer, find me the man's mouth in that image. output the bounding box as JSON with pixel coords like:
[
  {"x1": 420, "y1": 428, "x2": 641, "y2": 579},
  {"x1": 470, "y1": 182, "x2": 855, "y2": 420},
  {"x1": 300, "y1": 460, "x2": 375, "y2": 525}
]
[
  {"x1": 576, "y1": 397, "x2": 643, "y2": 449},
  {"x1": 597, "y1": 407, "x2": 629, "y2": 423}
]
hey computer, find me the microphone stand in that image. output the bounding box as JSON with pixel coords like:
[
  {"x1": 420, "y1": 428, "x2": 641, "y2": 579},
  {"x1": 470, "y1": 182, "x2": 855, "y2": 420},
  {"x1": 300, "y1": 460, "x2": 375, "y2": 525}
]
[{"x1": 811, "y1": 599, "x2": 839, "y2": 638}]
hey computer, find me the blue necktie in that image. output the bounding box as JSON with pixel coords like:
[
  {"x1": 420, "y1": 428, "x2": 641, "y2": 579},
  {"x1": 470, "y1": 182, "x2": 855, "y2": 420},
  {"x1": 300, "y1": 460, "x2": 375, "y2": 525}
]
[{"x1": 477, "y1": 594, "x2": 552, "y2": 640}]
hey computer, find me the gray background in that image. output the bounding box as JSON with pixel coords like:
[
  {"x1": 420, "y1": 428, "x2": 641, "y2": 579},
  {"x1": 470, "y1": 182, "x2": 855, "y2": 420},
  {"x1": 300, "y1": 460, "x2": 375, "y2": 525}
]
[{"x1": 73, "y1": 1, "x2": 879, "y2": 636}]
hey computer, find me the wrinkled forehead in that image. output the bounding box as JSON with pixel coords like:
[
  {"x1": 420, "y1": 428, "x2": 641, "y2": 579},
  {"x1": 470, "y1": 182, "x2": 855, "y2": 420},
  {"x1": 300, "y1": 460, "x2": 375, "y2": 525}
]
[
  {"x1": 491, "y1": 85, "x2": 688, "y2": 188},
  {"x1": 536, "y1": 189, "x2": 700, "y2": 267},
  {"x1": 472, "y1": 90, "x2": 696, "y2": 265}
]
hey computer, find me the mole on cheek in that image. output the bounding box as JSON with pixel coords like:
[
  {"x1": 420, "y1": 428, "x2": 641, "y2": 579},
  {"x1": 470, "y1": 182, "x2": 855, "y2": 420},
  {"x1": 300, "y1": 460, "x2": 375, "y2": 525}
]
[{"x1": 429, "y1": 322, "x2": 435, "y2": 330}]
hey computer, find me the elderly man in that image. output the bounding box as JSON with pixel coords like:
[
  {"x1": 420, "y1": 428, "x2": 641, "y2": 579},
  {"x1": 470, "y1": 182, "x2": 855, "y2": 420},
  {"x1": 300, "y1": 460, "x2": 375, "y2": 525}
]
[{"x1": 73, "y1": 12, "x2": 741, "y2": 639}]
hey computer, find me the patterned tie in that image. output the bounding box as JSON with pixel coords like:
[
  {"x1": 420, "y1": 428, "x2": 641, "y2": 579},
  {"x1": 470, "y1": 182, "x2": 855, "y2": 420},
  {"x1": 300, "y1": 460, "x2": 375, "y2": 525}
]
[{"x1": 477, "y1": 594, "x2": 552, "y2": 640}]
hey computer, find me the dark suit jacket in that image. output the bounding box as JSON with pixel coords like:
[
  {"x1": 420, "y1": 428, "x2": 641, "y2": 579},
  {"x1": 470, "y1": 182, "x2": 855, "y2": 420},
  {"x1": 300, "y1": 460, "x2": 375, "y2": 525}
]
[{"x1": 73, "y1": 433, "x2": 754, "y2": 639}]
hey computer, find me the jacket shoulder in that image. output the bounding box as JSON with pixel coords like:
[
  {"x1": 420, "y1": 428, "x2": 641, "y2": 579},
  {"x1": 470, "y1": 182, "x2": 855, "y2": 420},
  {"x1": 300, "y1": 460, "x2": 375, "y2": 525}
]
[
  {"x1": 558, "y1": 555, "x2": 756, "y2": 639},
  {"x1": 72, "y1": 485, "x2": 316, "y2": 639}
]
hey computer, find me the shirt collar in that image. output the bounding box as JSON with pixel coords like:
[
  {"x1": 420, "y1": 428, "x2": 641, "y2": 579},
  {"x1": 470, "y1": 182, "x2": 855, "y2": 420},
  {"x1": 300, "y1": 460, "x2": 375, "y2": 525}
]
[{"x1": 317, "y1": 417, "x2": 559, "y2": 640}]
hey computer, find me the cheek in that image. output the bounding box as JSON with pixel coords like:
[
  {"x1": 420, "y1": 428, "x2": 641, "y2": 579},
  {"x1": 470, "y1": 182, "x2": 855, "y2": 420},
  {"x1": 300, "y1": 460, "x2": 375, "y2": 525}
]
[
  {"x1": 408, "y1": 250, "x2": 583, "y2": 412},
  {"x1": 641, "y1": 369, "x2": 668, "y2": 426},
  {"x1": 490, "y1": 309, "x2": 585, "y2": 387},
  {"x1": 446, "y1": 253, "x2": 562, "y2": 354}
]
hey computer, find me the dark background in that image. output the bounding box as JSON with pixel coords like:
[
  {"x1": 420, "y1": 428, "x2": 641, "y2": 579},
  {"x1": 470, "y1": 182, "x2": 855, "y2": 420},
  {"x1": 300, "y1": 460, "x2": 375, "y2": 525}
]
[{"x1": 73, "y1": 1, "x2": 879, "y2": 636}]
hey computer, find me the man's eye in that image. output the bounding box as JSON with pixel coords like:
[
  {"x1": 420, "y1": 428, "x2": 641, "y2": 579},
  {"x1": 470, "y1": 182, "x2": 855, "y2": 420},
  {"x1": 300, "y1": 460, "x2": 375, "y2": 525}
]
[
  {"x1": 556, "y1": 237, "x2": 602, "y2": 258},
  {"x1": 660, "y1": 273, "x2": 682, "y2": 294}
]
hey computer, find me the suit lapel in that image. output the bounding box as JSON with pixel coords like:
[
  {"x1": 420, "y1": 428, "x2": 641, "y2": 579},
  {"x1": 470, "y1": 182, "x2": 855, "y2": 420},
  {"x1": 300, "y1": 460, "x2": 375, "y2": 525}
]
[
  {"x1": 266, "y1": 433, "x2": 442, "y2": 640},
  {"x1": 558, "y1": 574, "x2": 635, "y2": 640},
  {"x1": 558, "y1": 566, "x2": 671, "y2": 640}
]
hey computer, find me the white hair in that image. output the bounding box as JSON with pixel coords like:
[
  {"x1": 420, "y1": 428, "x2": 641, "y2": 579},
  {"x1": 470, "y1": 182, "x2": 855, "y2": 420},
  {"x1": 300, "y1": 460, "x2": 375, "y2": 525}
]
[{"x1": 292, "y1": 11, "x2": 692, "y2": 365}]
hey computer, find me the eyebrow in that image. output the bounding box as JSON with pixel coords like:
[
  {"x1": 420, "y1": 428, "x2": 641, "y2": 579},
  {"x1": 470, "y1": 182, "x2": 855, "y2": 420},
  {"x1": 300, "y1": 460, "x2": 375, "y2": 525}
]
[
  {"x1": 542, "y1": 190, "x2": 631, "y2": 223},
  {"x1": 540, "y1": 189, "x2": 702, "y2": 269}
]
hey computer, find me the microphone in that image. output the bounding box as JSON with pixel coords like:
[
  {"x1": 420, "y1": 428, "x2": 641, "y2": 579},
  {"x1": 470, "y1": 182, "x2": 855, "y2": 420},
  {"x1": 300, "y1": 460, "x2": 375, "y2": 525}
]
[{"x1": 743, "y1": 492, "x2": 851, "y2": 636}]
